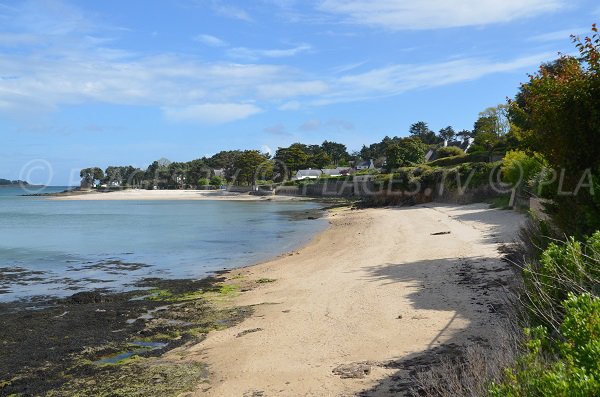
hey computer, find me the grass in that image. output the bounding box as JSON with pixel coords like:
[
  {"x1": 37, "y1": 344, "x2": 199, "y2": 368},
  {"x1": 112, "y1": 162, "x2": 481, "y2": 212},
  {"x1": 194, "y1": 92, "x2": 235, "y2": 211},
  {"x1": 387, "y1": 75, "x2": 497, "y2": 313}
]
[{"x1": 487, "y1": 195, "x2": 512, "y2": 210}]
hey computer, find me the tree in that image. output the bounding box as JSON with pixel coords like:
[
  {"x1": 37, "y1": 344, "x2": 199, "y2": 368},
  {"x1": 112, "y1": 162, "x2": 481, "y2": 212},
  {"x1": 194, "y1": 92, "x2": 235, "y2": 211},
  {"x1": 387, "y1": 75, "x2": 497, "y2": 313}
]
[
  {"x1": 232, "y1": 150, "x2": 272, "y2": 186},
  {"x1": 385, "y1": 137, "x2": 428, "y2": 171},
  {"x1": 187, "y1": 159, "x2": 211, "y2": 187},
  {"x1": 274, "y1": 144, "x2": 310, "y2": 180},
  {"x1": 409, "y1": 121, "x2": 438, "y2": 144},
  {"x1": 438, "y1": 126, "x2": 456, "y2": 143},
  {"x1": 456, "y1": 129, "x2": 474, "y2": 142},
  {"x1": 210, "y1": 175, "x2": 225, "y2": 187},
  {"x1": 80, "y1": 167, "x2": 104, "y2": 187},
  {"x1": 168, "y1": 162, "x2": 188, "y2": 189},
  {"x1": 321, "y1": 140, "x2": 349, "y2": 165},
  {"x1": 205, "y1": 150, "x2": 241, "y2": 170},
  {"x1": 473, "y1": 105, "x2": 510, "y2": 137},
  {"x1": 473, "y1": 131, "x2": 501, "y2": 162},
  {"x1": 309, "y1": 151, "x2": 332, "y2": 169},
  {"x1": 510, "y1": 24, "x2": 600, "y2": 236}
]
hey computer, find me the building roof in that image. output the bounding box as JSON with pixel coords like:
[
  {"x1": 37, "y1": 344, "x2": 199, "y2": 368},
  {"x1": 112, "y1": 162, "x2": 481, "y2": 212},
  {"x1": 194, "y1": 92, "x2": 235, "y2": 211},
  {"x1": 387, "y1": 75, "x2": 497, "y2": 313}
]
[
  {"x1": 322, "y1": 167, "x2": 350, "y2": 176},
  {"x1": 356, "y1": 159, "x2": 374, "y2": 168},
  {"x1": 296, "y1": 169, "x2": 322, "y2": 178}
]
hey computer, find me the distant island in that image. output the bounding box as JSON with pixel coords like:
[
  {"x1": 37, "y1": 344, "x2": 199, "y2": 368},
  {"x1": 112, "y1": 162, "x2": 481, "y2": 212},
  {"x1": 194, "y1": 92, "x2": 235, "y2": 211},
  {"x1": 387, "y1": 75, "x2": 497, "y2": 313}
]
[{"x1": 0, "y1": 179, "x2": 39, "y2": 187}]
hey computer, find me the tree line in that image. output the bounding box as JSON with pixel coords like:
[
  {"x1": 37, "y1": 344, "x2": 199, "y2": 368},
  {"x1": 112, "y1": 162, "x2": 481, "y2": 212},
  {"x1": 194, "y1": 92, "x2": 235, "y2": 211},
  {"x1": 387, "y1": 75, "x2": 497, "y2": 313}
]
[{"x1": 80, "y1": 107, "x2": 513, "y2": 188}]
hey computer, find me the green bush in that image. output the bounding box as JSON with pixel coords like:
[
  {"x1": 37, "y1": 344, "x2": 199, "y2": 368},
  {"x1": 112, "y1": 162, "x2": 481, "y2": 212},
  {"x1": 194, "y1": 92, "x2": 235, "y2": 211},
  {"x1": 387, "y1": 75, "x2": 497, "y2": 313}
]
[
  {"x1": 428, "y1": 152, "x2": 490, "y2": 167},
  {"x1": 490, "y1": 293, "x2": 600, "y2": 397},
  {"x1": 442, "y1": 162, "x2": 500, "y2": 190},
  {"x1": 197, "y1": 178, "x2": 210, "y2": 186},
  {"x1": 209, "y1": 175, "x2": 224, "y2": 186},
  {"x1": 501, "y1": 150, "x2": 546, "y2": 190},
  {"x1": 523, "y1": 231, "x2": 600, "y2": 328},
  {"x1": 436, "y1": 146, "x2": 465, "y2": 159}
]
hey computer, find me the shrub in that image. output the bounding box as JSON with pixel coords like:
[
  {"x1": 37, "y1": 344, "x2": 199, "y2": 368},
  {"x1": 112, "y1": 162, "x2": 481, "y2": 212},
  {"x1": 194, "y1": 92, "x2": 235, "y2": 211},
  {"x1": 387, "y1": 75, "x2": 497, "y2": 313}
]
[
  {"x1": 428, "y1": 152, "x2": 490, "y2": 167},
  {"x1": 490, "y1": 293, "x2": 600, "y2": 397},
  {"x1": 436, "y1": 146, "x2": 465, "y2": 159},
  {"x1": 501, "y1": 150, "x2": 546, "y2": 191},
  {"x1": 197, "y1": 178, "x2": 210, "y2": 186},
  {"x1": 209, "y1": 175, "x2": 224, "y2": 187},
  {"x1": 522, "y1": 231, "x2": 600, "y2": 329},
  {"x1": 443, "y1": 162, "x2": 500, "y2": 190}
]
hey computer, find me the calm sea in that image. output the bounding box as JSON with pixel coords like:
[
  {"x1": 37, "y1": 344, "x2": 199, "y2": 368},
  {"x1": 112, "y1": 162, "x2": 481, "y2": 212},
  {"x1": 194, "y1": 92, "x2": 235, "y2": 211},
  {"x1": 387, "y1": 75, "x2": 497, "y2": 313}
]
[{"x1": 0, "y1": 187, "x2": 326, "y2": 301}]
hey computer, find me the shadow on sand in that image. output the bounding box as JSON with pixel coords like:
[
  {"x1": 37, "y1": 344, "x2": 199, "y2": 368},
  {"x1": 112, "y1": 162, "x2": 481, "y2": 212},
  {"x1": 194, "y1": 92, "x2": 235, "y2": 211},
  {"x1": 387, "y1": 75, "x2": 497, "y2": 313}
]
[{"x1": 349, "y1": 243, "x2": 516, "y2": 395}]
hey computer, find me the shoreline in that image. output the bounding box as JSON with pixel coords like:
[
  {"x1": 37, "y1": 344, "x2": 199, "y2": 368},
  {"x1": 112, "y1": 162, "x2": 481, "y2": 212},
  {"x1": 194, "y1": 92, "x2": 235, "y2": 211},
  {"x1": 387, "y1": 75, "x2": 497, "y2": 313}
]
[
  {"x1": 1, "y1": 203, "x2": 525, "y2": 396},
  {"x1": 172, "y1": 202, "x2": 525, "y2": 396},
  {"x1": 46, "y1": 188, "x2": 304, "y2": 201}
]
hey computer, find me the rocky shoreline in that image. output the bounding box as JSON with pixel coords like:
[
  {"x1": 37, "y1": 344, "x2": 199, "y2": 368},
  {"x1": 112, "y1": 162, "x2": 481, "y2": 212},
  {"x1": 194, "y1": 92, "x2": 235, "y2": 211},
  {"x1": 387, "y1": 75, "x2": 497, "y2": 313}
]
[{"x1": 0, "y1": 276, "x2": 254, "y2": 396}]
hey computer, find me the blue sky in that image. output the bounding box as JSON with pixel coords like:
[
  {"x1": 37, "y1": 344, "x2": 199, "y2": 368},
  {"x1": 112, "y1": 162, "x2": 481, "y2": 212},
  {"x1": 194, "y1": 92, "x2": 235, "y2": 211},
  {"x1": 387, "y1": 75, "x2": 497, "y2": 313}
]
[{"x1": 1, "y1": 0, "x2": 598, "y2": 185}]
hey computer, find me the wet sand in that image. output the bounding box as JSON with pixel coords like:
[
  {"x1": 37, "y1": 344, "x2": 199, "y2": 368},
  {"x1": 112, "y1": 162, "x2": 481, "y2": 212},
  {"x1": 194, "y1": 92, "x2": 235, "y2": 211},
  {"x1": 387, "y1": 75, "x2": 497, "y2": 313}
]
[{"x1": 49, "y1": 189, "x2": 300, "y2": 201}]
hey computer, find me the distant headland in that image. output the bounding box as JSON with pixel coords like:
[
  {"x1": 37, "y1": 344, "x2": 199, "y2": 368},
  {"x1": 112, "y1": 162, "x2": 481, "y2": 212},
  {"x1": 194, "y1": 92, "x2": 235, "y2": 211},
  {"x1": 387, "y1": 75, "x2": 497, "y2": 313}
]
[{"x1": 0, "y1": 179, "x2": 42, "y2": 187}]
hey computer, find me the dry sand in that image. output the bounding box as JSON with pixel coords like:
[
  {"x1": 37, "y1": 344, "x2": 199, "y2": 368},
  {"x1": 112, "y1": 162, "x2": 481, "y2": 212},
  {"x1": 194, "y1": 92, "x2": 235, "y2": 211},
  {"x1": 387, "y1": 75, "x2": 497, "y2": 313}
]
[
  {"x1": 169, "y1": 203, "x2": 525, "y2": 396},
  {"x1": 50, "y1": 189, "x2": 297, "y2": 201}
]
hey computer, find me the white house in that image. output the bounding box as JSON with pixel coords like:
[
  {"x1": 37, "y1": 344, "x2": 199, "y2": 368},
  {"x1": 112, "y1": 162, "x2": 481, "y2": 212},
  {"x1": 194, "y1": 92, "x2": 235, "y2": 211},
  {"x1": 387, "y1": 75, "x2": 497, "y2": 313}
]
[{"x1": 293, "y1": 169, "x2": 322, "y2": 180}]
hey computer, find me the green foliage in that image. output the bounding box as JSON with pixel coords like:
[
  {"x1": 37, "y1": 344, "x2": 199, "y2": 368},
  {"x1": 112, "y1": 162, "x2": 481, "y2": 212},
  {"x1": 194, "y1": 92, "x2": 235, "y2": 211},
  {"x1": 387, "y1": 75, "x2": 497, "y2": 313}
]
[
  {"x1": 385, "y1": 137, "x2": 428, "y2": 170},
  {"x1": 436, "y1": 146, "x2": 464, "y2": 159},
  {"x1": 428, "y1": 152, "x2": 490, "y2": 167},
  {"x1": 409, "y1": 121, "x2": 440, "y2": 144},
  {"x1": 80, "y1": 167, "x2": 104, "y2": 186},
  {"x1": 501, "y1": 150, "x2": 546, "y2": 189},
  {"x1": 438, "y1": 126, "x2": 456, "y2": 142},
  {"x1": 490, "y1": 293, "x2": 600, "y2": 397},
  {"x1": 523, "y1": 232, "x2": 600, "y2": 329},
  {"x1": 197, "y1": 178, "x2": 210, "y2": 186},
  {"x1": 510, "y1": 25, "x2": 600, "y2": 236},
  {"x1": 209, "y1": 175, "x2": 224, "y2": 187},
  {"x1": 232, "y1": 150, "x2": 272, "y2": 186},
  {"x1": 321, "y1": 140, "x2": 349, "y2": 165}
]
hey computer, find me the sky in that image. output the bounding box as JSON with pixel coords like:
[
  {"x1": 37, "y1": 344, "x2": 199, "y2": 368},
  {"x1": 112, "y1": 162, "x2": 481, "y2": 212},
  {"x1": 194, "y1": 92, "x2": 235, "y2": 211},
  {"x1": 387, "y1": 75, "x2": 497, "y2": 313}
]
[{"x1": 1, "y1": 0, "x2": 598, "y2": 185}]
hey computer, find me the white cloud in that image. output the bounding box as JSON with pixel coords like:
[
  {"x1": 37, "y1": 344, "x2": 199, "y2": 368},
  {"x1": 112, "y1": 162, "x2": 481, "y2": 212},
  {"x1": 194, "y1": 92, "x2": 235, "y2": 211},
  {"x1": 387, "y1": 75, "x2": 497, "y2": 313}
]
[
  {"x1": 0, "y1": 1, "x2": 562, "y2": 125},
  {"x1": 163, "y1": 103, "x2": 261, "y2": 124},
  {"x1": 318, "y1": 0, "x2": 565, "y2": 30},
  {"x1": 227, "y1": 44, "x2": 311, "y2": 60},
  {"x1": 278, "y1": 101, "x2": 301, "y2": 110},
  {"x1": 211, "y1": 3, "x2": 253, "y2": 22},
  {"x1": 529, "y1": 27, "x2": 589, "y2": 42},
  {"x1": 194, "y1": 34, "x2": 227, "y2": 47},
  {"x1": 314, "y1": 52, "x2": 557, "y2": 105},
  {"x1": 257, "y1": 80, "x2": 329, "y2": 99}
]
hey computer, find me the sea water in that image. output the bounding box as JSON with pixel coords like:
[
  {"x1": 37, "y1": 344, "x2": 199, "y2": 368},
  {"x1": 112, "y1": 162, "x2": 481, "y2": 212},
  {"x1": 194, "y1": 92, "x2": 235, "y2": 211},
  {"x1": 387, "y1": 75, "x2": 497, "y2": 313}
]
[{"x1": 0, "y1": 187, "x2": 326, "y2": 301}]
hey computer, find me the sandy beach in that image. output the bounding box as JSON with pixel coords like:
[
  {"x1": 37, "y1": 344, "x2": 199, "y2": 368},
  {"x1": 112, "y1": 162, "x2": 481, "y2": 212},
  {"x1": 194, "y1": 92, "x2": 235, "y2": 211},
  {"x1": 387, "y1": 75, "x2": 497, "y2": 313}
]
[
  {"x1": 162, "y1": 203, "x2": 525, "y2": 396},
  {"x1": 49, "y1": 189, "x2": 289, "y2": 201}
]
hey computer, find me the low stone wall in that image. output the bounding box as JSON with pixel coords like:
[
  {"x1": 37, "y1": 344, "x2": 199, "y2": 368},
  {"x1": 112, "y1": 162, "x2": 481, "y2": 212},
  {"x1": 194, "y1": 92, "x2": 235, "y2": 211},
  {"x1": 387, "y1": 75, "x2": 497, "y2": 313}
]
[
  {"x1": 274, "y1": 178, "x2": 505, "y2": 206},
  {"x1": 226, "y1": 186, "x2": 254, "y2": 193}
]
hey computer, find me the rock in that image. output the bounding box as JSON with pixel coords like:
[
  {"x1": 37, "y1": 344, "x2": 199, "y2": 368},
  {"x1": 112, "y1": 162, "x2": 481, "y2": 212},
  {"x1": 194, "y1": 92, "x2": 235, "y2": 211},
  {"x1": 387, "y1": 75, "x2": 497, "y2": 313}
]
[
  {"x1": 236, "y1": 328, "x2": 263, "y2": 338},
  {"x1": 332, "y1": 363, "x2": 372, "y2": 379},
  {"x1": 68, "y1": 291, "x2": 103, "y2": 304}
]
